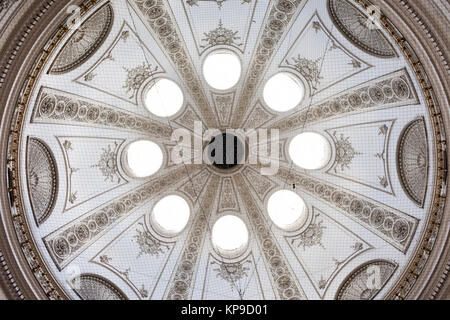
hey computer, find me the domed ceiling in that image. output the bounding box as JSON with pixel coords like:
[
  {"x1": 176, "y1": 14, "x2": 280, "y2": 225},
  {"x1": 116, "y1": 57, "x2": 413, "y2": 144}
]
[{"x1": 0, "y1": 0, "x2": 448, "y2": 300}]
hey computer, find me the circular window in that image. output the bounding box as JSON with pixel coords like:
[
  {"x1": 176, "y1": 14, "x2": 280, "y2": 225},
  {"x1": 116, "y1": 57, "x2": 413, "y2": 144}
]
[
  {"x1": 203, "y1": 51, "x2": 242, "y2": 90},
  {"x1": 212, "y1": 215, "x2": 249, "y2": 258},
  {"x1": 263, "y1": 73, "x2": 305, "y2": 112},
  {"x1": 151, "y1": 195, "x2": 190, "y2": 237},
  {"x1": 267, "y1": 190, "x2": 308, "y2": 232},
  {"x1": 144, "y1": 78, "x2": 184, "y2": 117},
  {"x1": 124, "y1": 140, "x2": 163, "y2": 178},
  {"x1": 289, "y1": 132, "x2": 331, "y2": 170}
]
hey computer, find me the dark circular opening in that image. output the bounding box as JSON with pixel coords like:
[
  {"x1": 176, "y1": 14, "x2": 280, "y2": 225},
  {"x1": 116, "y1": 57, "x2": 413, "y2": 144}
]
[{"x1": 208, "y1": 133, "x2": 244, "y2": 170}]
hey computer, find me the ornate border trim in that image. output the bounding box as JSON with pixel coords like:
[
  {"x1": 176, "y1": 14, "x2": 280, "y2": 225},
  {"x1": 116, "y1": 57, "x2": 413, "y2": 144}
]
[
  {"x1": 353, "y1": 0, "x2": 448, "y2": 300},
  {"x1": 0, "y1": 250, "x2": 24, "y2": 299},
  {"x1": 1, "y1": 0, "x2": 105, "y2": 300}
]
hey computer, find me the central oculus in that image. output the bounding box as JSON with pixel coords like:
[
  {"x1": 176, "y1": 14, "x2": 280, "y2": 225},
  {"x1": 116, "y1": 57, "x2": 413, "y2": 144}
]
[{"x1": 208, "y1": 133, "x2": 244, "y2": 170}]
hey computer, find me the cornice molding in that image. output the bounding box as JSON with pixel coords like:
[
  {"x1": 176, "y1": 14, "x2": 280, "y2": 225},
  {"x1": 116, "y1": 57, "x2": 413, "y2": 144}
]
[
  {"x1": 0, "y1": 0, "x2": 81, "y2": 300},
  {"x1": 370, "y1": 0, "x2": 449, "y2": 300}
]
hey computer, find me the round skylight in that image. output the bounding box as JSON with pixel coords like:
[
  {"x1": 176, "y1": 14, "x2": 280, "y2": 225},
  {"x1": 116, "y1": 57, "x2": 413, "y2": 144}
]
[
  {"x1": 212, "y1": 215, "x2": 249, "y2": 258},
  {"x1": 144, "y1": 78, "x2": 184, "y2": 117},
  {"x1": 263, "y1": 73, "x2": 305, "y2": 112},
  {"x1": 151, "y1": 195, "x2": 190, "y2": 237},
  {"x1": 267, "y1": 190, "x2": 308, "y2": 232},
  {"x1": 203, "y1": 51, "x2": 242, "y2": 90},
  {"x1": 289, "y1": 132, "x2": 331, "y2": 170},
  {"x1": 124, "y1": 140, "x2": 163, "y2": 178}
]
